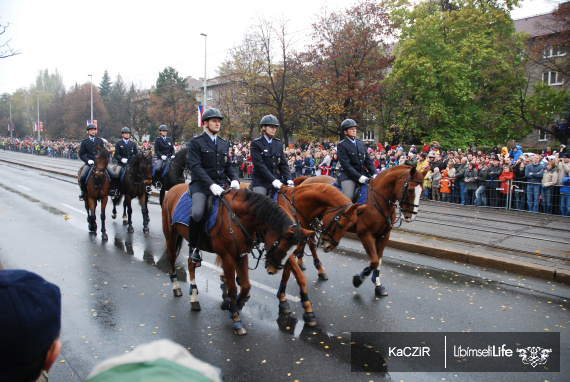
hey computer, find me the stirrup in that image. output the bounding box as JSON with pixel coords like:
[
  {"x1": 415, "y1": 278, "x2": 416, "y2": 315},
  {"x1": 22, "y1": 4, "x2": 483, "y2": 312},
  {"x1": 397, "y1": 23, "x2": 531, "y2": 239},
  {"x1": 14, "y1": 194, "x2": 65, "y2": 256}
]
[
  {"x1": 109, "y1": 189, "x2": 118, "y2": 197},
  {"x1": 155, "y1": 181, "x2": 162, "y2": 190},
  {"x1": 79, "y1": 193, "x2": 85, "y2": 201},
  {"x1": 190, "y1": 247, "x2": 202, "y2": 266}
]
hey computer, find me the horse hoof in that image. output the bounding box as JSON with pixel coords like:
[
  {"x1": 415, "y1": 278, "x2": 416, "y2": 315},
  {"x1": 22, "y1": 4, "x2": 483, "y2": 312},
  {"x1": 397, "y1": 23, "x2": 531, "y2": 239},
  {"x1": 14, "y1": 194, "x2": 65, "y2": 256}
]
[
  {"x1": 101, "y1": 233, "x2": 108, "y2": 241},
  {"x1": 123, "y1": 220, "x2": 128, "y2": 226},
  {"x1": 298, "y1": 262, "x2": 306, "y2": 271},
  {"x1": 233, "y1": 321, "x2": 247, "y2": 335},
  {"x1": 353, "y1": 275, "x2": 364, "y2": 288},
  {"x1": 220, "y1": 274, "x2": 226, "y2": 283},
  {"x1": 279, "y1": 300, "x2": 292, "y2": 314},
  {"x1": 191, "y1": 301, "x2": 201, "y2": 311},
  {"x1": 173, "y1": 288, "x2": 183, "y2": 297},
  {"x1": 127, "y1": 226, "x2": 134, "y2": 233},
  {"x1": 143, "y1": 227, "x2": 149, "y2": 235},
  {"x1": 318, "y1": 272, "x2": 329, "y2": 281},
  {"x1": 220, "y1": 299, "x2": 231, "y2": 311},
  {"x1": 375, "y1": 285, "x2": 388, "y2": 296},
  {"x1": 111, "y1": 214, "x2": 116, "y2": 220},
  {"x1": 303, "y1": 312, "x2": 317, "y2": 327}
]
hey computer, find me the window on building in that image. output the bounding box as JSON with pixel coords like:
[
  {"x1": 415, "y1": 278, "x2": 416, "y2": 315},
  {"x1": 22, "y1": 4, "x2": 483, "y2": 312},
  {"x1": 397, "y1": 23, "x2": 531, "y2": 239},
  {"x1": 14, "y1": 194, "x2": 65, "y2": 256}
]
[
  {"x1": 538, "y1": 129, "x2": 547, "y2": 141},
  {"x1": 206, "y1": 90, "x2": 214, "y2": 100},
  {"x1": 543, "y1": 71, "x2": 564, "y2": 85},
  {"x1": 543, "y1": 45, "x2": 566, "y2": 58},
  {"x1": 362, "y1": 130, "x2": 374, "y2": 141}
]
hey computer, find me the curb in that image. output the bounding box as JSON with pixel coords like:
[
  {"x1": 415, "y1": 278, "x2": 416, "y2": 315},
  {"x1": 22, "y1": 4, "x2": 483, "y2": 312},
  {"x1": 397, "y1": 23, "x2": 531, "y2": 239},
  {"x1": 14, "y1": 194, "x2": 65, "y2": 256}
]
[
  {"x1": 343, "y1": 233, "x2": 567, "y2": 286},
  {"x1": 2, "y1": 155, "x2": 567, "y2": 286}
]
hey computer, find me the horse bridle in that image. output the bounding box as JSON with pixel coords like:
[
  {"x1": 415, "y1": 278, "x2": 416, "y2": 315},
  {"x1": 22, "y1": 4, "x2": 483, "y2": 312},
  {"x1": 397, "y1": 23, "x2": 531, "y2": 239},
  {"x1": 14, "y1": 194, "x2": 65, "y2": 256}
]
[
  {"x1": 128, "y1": 159, "x2": 153, "y2": 191},
  {"x1": 367, "y1": 169, "x2": 423, "y2": 236},
  {"x1": 217, "y1": 189, "x2": 297, "y2": 271},
  {"x1": 89, "y1": 163, "x2": 109, "y2": 190},
  {"x1": 278, "y1": 189, "x2": 352, "y2": 248}
]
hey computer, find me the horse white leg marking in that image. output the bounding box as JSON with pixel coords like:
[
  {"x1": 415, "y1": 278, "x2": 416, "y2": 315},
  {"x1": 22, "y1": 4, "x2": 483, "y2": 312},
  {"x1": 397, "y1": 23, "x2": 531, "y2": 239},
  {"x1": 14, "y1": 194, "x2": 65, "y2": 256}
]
[
  {"x1": 172, "y1": 278, "x2": 181, "y2": 292},
  {"x1": 375, "y1": 258, "x2": 382, "y2": 286},
  {"x1": 412, "y1": 185, "x2": 422, "y2": 219},
  {"x1": 190, "y1": 280, "x2": 199, "y2": 303}
]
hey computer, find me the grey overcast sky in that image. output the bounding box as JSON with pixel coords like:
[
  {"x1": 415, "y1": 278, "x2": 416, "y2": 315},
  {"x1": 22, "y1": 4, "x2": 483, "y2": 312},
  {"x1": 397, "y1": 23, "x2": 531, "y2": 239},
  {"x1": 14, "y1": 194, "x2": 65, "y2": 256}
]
[{"x1": 0, "y1": 0, "x2": 563, "y2": 94}]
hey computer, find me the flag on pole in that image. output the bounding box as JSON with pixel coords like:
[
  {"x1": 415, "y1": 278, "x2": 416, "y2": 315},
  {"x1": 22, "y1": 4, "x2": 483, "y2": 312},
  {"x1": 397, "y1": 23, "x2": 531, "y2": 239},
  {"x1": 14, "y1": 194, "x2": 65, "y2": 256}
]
[
  {"x1": 7, "y1": 123, "x2": 10, "y2": 132},
  {"x1": 34, "y1": 122, "x2": 38, "y2": 132},
  {"x1": 197, "y1": 105, "x2": 203, "y2": 127},
  {"x1": 40, "y1": 122, "x2": 44, "y2": 132}
]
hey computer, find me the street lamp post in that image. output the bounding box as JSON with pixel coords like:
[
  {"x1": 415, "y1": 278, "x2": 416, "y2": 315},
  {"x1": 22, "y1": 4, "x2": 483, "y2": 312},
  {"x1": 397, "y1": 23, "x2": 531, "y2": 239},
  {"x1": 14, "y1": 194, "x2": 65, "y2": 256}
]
[
  {"x1": 88, "y1": 74, "x2": 93, "y2": 124},
  {"x1": 36, "y1": 92, "x2": 40, "y2": 141},
  {"x1": 9, "y1": 98, "x2": 12, "y2": 139},
  {"x1": 200, "y1": 33, "x2": 207, "y2": 109}
]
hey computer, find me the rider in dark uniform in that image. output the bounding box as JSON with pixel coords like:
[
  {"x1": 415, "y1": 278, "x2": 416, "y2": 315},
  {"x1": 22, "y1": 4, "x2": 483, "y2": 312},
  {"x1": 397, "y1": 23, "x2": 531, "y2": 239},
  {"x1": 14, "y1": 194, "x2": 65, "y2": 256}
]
[
  {"x1": 250, "y1": 114, "x2": 294, "y2": 195},
  {"x1": 112, "y1": 127, "x2": 138, "y2": 196},
  {"x1": 187, "y1": 108, "x2": 239, "y2": 265},
  {"x1": 78, "y1": 124, "x2": 106, "y2": 201},
  {"x1": 337, "y1": 119, "x2": 377, "y2": 200},
  {"x1": 153, "y1": 124, "x2": 175, "y2": 188}
]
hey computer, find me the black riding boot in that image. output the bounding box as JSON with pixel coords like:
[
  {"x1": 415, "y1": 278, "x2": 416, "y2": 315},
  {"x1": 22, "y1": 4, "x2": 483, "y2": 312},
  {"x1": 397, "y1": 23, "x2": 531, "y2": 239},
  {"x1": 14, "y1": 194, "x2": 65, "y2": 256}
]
[
  {"x1": 189, "y1": 218, "x2": 202, "y2": 266},
  {"x1": 78, "y1": 179, "x2": 86, "y2": 201}
]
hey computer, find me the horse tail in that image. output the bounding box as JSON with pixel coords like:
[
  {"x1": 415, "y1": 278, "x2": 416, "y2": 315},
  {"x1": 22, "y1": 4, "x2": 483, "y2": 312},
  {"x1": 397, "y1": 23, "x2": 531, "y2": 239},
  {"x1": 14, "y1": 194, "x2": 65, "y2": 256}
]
[
  {"x1": 174, "y1": 233, "x2": 184, "y2": 258},
  {"x1": 215, "y1": 255, "x2": 223, "y2": 268},
  {"x1": 294, "y1": 176, "x2": 308, "y2": 186}
]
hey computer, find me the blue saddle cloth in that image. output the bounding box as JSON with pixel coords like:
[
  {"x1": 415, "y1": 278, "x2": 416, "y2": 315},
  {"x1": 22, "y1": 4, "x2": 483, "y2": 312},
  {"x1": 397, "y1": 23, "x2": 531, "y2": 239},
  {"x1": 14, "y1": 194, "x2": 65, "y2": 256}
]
[
  {"x1": 85, "y1": 167, "x2": 111, "y2": 184},
  {"x1": 332, "y1": 183, "x2": 367, "y2": 205},
  {"x1": 172, "y1": 192, "x2": 218, "y2": 232},
  {"x1": 152, "y1": 161, "x2": 169, "y2": 178}
]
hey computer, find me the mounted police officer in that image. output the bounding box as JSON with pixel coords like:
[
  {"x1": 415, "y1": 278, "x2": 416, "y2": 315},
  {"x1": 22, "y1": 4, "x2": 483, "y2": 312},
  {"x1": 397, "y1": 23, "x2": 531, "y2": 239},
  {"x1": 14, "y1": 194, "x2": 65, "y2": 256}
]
[
  {"x1": 187, "y1": 108, "x2": 239, "y2": 266},
  {"x1": 337, "y1": 119, "x2": 376, "y2": 200},
  {"x1": 111, "y1": 127, "x2": 138, "y2": 196},
  {"x1": 153, "y1": 124, "x2": 175, "y2": 188},
  {"x1": 78, "y1": 123, "x2": 106, "y2": 201},
  {"x1": 250, "y1": 114, "x2": 294, "y2": 195}
]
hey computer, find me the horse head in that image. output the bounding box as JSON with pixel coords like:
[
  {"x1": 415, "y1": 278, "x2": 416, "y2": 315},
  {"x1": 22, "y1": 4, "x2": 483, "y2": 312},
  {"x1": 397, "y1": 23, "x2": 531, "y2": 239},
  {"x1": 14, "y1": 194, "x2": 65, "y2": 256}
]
[
  {"x1": 93, "y1": 146, "x2": 110, "y2": 179},
  {"x1": 319, "y1": 202, "x2": 365, "y2": 253},
  {"x1": 265, "y1": 225, "x2": 315, "y2": 275},
  {"x1": 394, "y1": 165, "x2": 425, "y2": 222},
  {"x1": 130, "y1": 151, "x2": 153, "y2": 188}
]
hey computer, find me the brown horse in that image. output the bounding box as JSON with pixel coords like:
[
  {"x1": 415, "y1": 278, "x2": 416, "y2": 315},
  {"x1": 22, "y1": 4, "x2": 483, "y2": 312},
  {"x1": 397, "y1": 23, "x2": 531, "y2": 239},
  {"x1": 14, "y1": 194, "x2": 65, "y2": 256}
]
[
  {"x1": 162, "y1": 184, "x2": 314, "y2": 335},
  {"x1": 77, "y1": 146, "x2": 111, "y2": 240},
  {"x1": 271, "y1": 183, "x2": 365, "y2": 323},
  {"x1": 297, "y1": 165, "x2": 426, "y2": 296},
  {"x1": 111, "y1": 152, "x2": 153, "y2": 234}
]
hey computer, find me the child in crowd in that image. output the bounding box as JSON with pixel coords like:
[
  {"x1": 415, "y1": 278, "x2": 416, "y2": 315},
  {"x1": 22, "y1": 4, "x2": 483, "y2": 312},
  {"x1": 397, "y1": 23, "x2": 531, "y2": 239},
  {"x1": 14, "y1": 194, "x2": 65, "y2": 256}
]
[{"x1": 440, "y1": 169, "x2": 451, "y2": 202}]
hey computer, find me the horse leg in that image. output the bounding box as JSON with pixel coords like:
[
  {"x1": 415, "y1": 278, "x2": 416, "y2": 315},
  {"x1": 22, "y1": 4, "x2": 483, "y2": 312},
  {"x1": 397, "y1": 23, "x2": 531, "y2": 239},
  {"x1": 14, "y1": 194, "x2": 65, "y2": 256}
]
[
  {"x1": 88, "y1": 198, "x2": 97, "y2": 233},
  {"x1": 353, "y1": 232, "x2": 379, "y2": 288},
  {"x1": 277, "y1": 259, "x2": 293, "y2": 314},
  {"x1": 111, "y1": 196, "x2": 118, "y2": 220},
  {"x1": 166, "y1": 229, "x2": 183, "y2": 298},
  {"x1": 371, "y1": 234, "x2": 390, "y2": 297},
  {"x1": 160, "y1": 188, "x2": 165, "y2": 208},
  {"x1": 140, "y1": 193, "x2": 150, "y2": 234},
  {"x1": 122, "y1": 199, "x2": 128, "y2": 226},
  {"x1": 296, "y1": 250, "x2": 306, "y2": 271},
  {"x1": 221, "y1": 257, "x2": 247, "y2": 335},
  {"x1": 100, "y1": 196, "x2": 108, "y2": 241},
  {"x1": 235, "y1": 257, "x2": 251, "y2": 311},
  {"x1": 287, "y1": 256, "x2": 317, "y2": 326},
  {"x1": 187, "y1": 257, "x2": 201, "y2": 311},
  {"x1": 307, "y1": 241, "x2": 328, "y2": 280},
  {"x1": 126, "y1": 199, "x2": 134, "y2": 233}
]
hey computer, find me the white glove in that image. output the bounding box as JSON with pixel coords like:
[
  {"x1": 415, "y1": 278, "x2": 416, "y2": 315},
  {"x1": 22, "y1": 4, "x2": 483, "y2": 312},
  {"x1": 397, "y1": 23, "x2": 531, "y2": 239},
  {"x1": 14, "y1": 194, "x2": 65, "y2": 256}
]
[
  {"x1": 121, "y1": 158, "x2": 128, "y2": 164},
  {"x1": 171, "y1": 155, "x2": 176, "y2": 159},
  {"x1": 161, "y1": 155, "x2": 167, "y2": 160},
  {"x1": 87, "y1": 160, "x2": 94, "y2": 165},
  {"x1": 230, "y1": 180, "x2": 240, "y2": 189},
  {"x1": 287, "y1": 180, "x2": 294, "y2": 187},
  {"x1": 358, "y1": 175, "x2": 368, "y2": 184},
  {"x1": 372, "y1": 173, "x2": 378, "y2": 178},
  {"x1": 209, "y1": 183, "x2": 224, "y2": 196},
  {"x1": 272, "y1": 179, "x2": 283, "y2": 189}
]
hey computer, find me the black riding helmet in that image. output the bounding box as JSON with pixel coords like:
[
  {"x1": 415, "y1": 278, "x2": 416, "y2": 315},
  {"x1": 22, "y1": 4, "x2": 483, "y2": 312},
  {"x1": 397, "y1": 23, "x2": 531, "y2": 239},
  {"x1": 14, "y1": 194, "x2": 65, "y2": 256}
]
[
  {"x1": 86, "y1": 123, "x2": 97, "y2": 131},
  {"x1": 159, "y1": 125, "x2": 168, "y2": 131},
  {"x1": 260, "y1": 114, "x2": 279, "y2": 127},
  {"x1": 341, "y1": 119, "x2": 357, "y2": 131},
  {"x1": 202, "y1": 108, "x2": 224, "y2": 122},
  {"x1": 121, "y1": 127, "x2": 131, "y2": 134}
]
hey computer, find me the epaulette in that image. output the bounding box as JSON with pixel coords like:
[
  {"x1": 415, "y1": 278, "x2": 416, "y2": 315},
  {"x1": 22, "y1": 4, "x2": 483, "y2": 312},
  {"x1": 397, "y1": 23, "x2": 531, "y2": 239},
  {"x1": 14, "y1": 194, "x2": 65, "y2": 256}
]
[
  {"x1": 273, "y1": 137, "x2": 281, "y2": 141},
  {"x1": 253, "y1": 137, "x2": 262, "y2": 141},
  {"x1": 192, "y1": 134, "x2": 201, "y2": 139},
  {"x1": 218, "y1": 136, "x2": 227, "y2": 142},
  {"x1": 339, "y1": 139, "x2": 346, "y2": 144}
]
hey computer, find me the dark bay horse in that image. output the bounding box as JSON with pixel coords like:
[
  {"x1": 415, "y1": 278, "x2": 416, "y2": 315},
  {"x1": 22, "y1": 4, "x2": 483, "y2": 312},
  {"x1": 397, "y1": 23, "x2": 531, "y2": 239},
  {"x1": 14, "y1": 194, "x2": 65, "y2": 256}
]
[
  {"x1": 297, "y1": 165, "x2": 426, "y2": 296},
  {"x1": 162, "y1": 184, "x2": 314, "y2": 335},
  {"x1": 155, "y1": 148, "x2": 188, "y2": 206},
  {"x1": 111, "y1": 152, "x2": 153, "y2": 234},
  {"x1": 77, "y1": 146, "x2": 111, "y2": 240}
]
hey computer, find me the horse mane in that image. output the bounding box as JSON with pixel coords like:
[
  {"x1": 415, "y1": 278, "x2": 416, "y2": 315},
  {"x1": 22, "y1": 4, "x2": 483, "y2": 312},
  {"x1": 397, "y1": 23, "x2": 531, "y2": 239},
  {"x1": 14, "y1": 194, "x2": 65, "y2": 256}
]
[
  {"x1": 240, "y1": 189, "x2": 294, "y2": 235},
  {"x1": 130, "y1": 152, "x2": 151, "y2": 167},
  {"x1": 96, "y1": 146, "x2": 110, "y2": 163},
  {"x1": 297, "y1": 183, "x2": 348, "y2": 204}
]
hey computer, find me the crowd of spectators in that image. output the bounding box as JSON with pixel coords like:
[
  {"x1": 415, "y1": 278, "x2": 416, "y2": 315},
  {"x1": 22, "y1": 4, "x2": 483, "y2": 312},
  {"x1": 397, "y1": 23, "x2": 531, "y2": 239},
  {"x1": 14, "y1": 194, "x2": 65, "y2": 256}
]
[{"x1": 2, "y1": 136, "x2": 569, "y2": 216}]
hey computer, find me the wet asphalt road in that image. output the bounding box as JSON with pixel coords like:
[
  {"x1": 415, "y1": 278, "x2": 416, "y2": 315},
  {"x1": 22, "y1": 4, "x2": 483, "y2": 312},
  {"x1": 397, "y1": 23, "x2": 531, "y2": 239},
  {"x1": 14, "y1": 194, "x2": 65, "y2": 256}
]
[{"x1": 0, "y1": 161, "x2": 569, "y2": 382}]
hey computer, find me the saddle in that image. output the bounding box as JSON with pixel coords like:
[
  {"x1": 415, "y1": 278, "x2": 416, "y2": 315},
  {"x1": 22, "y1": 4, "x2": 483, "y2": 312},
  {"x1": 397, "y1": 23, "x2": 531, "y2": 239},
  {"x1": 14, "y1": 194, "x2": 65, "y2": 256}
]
[
  {"x1": 332, "y1": 180, "x2": 366, "y2": 204},
  {"x1": 171, "y1": 191, "x2": 219, "y2": 233}
]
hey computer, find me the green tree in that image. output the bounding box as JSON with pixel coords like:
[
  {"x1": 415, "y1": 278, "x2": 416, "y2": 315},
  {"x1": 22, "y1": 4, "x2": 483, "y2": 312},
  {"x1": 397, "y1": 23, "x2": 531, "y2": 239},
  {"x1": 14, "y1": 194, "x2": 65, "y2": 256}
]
[
  {"x1": 386, "y1": 0, "x2": 526, "y2": 147},
  {"x1": 106, "y1": 74, "x2": 129, "y2": 135},
  {"x1": 99, "y1": 70, "x2": 112, "y2": 98},
  {"x1": 148, "y1": 67, "x2": 196, "y2": 142}
]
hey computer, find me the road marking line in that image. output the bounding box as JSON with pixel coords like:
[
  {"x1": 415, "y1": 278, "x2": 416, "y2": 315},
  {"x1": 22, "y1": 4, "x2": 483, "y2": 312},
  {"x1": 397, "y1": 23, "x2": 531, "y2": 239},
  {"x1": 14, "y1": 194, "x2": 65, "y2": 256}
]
[
  {"x1": 61, "y1": 203, "x2": 87, "y2": 215},
  {"x1": 201, "y1": 261, "x2": 301, "y2": 302},
  {"x1": 17, "y1": 185, "x2": 31, "y2": 191}
]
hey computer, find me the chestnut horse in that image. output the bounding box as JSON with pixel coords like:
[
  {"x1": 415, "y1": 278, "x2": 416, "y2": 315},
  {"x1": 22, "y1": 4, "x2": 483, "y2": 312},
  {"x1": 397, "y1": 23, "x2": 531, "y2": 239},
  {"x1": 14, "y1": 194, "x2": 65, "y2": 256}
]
[
  {"x1": 111, "y1": 152, "x2": 153, "y2": 234},
  {"x1": 162, "y1": 184, "x2": 314, "y2": 335},
  {"x1": 77, "y1": 146, "x2": 111, "y2": 240},
  {"x1": 296, "y1": 165, "x2": 426, "y2": 296}
]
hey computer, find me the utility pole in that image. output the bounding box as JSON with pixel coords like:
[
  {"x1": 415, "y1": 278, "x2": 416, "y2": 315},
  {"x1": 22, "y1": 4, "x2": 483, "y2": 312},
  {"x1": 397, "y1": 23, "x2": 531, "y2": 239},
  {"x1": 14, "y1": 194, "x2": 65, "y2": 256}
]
[{"x1": 200, "y1": 33, "x2": 207, "y2": 109}]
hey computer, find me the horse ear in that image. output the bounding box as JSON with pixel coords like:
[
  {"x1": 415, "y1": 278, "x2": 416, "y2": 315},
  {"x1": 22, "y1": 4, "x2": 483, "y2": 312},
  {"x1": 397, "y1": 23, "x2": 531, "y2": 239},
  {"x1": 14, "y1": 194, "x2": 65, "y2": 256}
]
[
  {"x1": 346, "y1": 203, "x2": 360, "y2": 214},
  {"x1": 421, "y1": 167, "x2": 430, "y2": 177},
  {"x1": 356, "y1": 204, "x2": 367, "y2": 213},
  {"x1": 409, "y1": 166, "x2": 417, "y2": 176}
]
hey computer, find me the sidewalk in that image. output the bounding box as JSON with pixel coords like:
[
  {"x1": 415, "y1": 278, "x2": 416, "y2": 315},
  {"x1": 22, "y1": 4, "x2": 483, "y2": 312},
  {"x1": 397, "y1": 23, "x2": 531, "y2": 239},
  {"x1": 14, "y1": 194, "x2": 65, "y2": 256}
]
[{"x1": 1, "y1": 149, "x2": 569, "y2": 285}]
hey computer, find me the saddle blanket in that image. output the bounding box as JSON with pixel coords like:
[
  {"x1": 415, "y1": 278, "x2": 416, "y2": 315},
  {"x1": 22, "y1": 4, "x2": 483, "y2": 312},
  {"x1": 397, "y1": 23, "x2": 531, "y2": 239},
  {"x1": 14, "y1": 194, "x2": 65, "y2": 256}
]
[
  {"x1": 332, "y1": 183, "x2": 367, "y2": 205},
  {"x1": 172, "y1": 192, "x2": 218, "y2": 232},
  {"x1": 152, "y1": 161, "x2": 169, "y2": 178}
]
